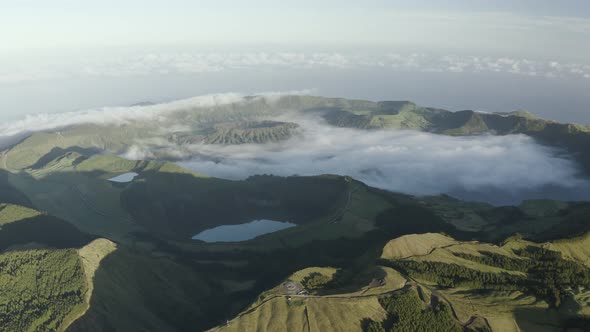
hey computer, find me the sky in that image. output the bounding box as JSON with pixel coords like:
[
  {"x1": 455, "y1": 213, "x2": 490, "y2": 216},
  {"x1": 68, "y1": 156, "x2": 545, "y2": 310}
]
[
  {"x1": 0, "y1": 1, "x2": 589, "y2": 123},
  {"x1": 2, "y1": 1, "x2": 590, "y2": 56}
]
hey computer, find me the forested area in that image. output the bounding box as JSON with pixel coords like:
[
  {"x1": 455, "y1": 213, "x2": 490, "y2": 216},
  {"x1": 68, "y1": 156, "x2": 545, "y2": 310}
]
[
  {"x1": 301, "y1": 272, "x2": 332, "y2": 290},
  {"x1": 362, "y1": 288, "x2": 463, "y2": 332},
  {"x1": 0, "y1": 249, "x2": 86, "y2": 331},
  {"x1": 381, "y1": 246, "x2": 590, "y2": 307},
  {"x1": 381, "y1": 259, "x2": 523, "y2": 290}
]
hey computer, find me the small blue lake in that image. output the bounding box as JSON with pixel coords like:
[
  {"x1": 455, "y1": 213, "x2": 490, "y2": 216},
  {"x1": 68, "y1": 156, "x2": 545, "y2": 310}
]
[
  {"x1": 192, "y1": 219, "x2": 296, "y2": 242},
  {"x1": 108, "y1": 172, "x2": 139, "y2": 183}
]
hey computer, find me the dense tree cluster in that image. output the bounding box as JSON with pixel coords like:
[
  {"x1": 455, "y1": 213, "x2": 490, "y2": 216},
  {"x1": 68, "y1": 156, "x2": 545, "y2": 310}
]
[
  {"x1": 453, "y1": 251, "x2": 529, "y2": 272},
  {"x1": 454, "y1": 247, "x2": 590, "y2": 307},
  {"x1": 0, "y1": 249, "x2": 86, "y2": 331},
  {"x1": 381, "y1": 245, "x2": 590, "y2": 308},
  {"x1": 301, "y1": 272, "x2": 332, "y2": 290},
  {"x1": 380, "y1": 259, "x2": 523, "y2": 290},
  {"x1": 362, "y1": 289, "x2": 462, "y2": 332}
]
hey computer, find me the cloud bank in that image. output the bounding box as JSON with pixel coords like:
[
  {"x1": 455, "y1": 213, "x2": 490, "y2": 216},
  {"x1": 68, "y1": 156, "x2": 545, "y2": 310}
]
[
  {"x1": 0, "y1": 91, "x2": 313, "y2": 150},
  {"x1": 121, "y1": 115, "x2": 588, "y2": 203},
  {"x1": 0, "y1": 93, "x2": 245, "y2": 138},
  {"x1": 3, "y1": 52, "x2": 590, "y2": 85}
]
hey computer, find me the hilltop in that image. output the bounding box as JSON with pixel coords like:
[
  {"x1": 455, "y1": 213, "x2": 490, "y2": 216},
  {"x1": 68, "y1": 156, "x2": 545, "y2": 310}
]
[{"x1": 214, "y1": 232, "x2": 590, "y2": 332}]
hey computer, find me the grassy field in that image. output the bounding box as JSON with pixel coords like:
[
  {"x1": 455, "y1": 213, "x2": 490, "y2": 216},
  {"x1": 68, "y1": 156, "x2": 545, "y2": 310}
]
[
  {"x1": 548, "y1": 233, "x2": 590, "y2": 267},
  {"x1": 0, "y1": 203, "x2": 40, "y2": 226},
  {"x1": 214, "y1": 293, "x2": 389, "y2": 332},
  {"x1": 381, "y1": 233, "x2": 458, "y2": 259}
]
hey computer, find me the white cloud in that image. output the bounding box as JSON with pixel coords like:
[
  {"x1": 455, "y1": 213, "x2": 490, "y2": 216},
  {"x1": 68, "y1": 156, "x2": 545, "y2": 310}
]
[
  {"x1": 0, "y1": 93, "x2": 245, "y2": 137},
  {"x1": 118, "y1": 114, "x2": 588, "y2": 201},
  {"x1": 0, "y1": 90, "x2": 314, "y2": 139},
  {"x1": 75, "y1": 53, "x2": 590, "y2": 79},
  {"x1": 2, "y1": 52, "x2": 589, "y2": 85}
]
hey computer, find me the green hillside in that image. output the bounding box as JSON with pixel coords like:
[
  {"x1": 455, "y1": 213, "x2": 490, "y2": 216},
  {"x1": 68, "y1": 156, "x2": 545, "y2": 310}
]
[
  {"x1": 378, "y1": 233, "x2": 590, "y2": 331},
  {"x1": 171, "y1": 120, "x2": 299, "y2": 144},
  {"x1": 0, "y1": 203, "x2": 116, "y2": 332},
  {"x1": 0, "y1": 249, "x2": 87, "y2": 332},
  {"x1": 216, "y1": 232, "x2": 590, "y2": 332}
]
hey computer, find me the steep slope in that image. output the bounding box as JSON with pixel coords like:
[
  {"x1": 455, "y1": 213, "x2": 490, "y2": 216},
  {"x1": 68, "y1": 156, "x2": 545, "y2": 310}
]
[
  {"x1": 66, "y1": 247, "x2": 222, "y2": 332},
  {"x1": 0, "y1": 202, "x2": 227, "y2": 332},
  {"x1": 0, "y1": 203, "x2": 93, "y2": 251},
  {"x1": 547, "y1": 233, "x2": 590, "y2": 267},
  {"x1": 0, "y1": 203, "x2": 115, "y2": 332}
]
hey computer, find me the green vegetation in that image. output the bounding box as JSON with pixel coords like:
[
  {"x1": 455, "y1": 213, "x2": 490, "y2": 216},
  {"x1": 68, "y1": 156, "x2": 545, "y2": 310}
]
[
  {"x1": 421, "y1": 195, "x2": 590, "y2": 242},
  {"x1": 0, "y1": 249, "x2": 86, "y2": 332},
  {"x1": 362, "y1": 288, "x2": 462, "y2": 332},
  {"x1": 301, "y1": 272, "x2": 332, "y2": 290},
  {"x1": 0, "y1": 203, "x2": 40, "y2": 226},
  {"x1": 200, "y1": 121, "x2": 299, "y2": 144},
  {"x1": 382, "y1": 260, "x2": 523, "y2": 290},
  {"x1": 382, "y1": 245, "x2": 590, "y2": 308},
  {"x1": 459, "y1": 247, "x2": 590, "y2": 307},
  {"x1": 375, "y1": 233, "x2": 590, "y2": 331}
]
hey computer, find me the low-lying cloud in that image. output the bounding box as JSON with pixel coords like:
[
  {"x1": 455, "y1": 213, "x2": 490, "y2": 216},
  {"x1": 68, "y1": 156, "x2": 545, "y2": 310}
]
[
  {"x1": 121, "y1": 115, "x2": 589, "y2": 203},
  {"x1": 0, "y1": 91, "x2": 314, "y2": 141},
  {"x1": 0, "y1": 93, "x2": 245, "y2": 138}
]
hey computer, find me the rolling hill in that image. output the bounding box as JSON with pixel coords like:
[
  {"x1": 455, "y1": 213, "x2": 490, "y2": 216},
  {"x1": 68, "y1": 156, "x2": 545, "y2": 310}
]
[
  {"x1": 214, "y1": 232, "x2": 590, "y2": 332},
  {"x1": 0, "y1": 95, "x2": 589, "y2": 331},
  {"x1": 0, "y1": 150, "x2": 588, "y2": 331}
]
